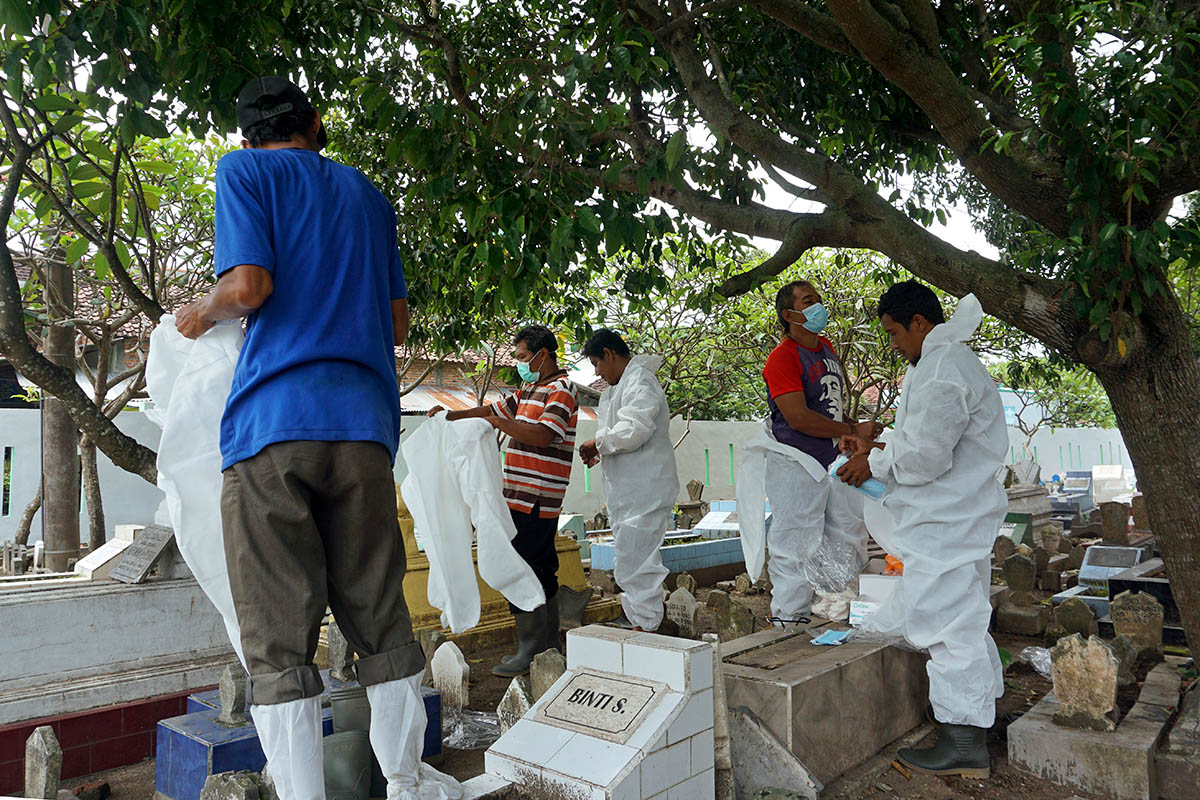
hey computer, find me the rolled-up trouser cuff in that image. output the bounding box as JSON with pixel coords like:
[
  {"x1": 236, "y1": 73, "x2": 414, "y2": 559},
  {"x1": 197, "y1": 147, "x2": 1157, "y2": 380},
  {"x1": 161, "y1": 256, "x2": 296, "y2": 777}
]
[
  {"x1": 354, "y1": 640, "x2": 426, "y2": 687},
  {"x1": 250, "y1": 664, "x2": 324, "y2": 706}
]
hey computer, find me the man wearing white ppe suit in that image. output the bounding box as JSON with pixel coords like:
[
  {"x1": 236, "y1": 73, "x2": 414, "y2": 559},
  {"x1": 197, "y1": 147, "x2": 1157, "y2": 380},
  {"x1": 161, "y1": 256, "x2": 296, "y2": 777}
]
[
  {"x1": 578, "y1": 330, "x2": 679, "y2": 632},
  {"x1": 839, "y1": 281, "x2": 1006, "y2": 779}
]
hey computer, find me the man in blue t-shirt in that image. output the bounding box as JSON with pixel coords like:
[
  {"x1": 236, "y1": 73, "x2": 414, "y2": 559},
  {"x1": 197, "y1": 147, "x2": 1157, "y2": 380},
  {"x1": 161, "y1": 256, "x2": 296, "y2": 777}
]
[
  {"x1": 176, "y1": 77, "x2": 460, "y2": 800},
  {"x1": 759, "y1": 280, "x2": 880, "y2": 621}
]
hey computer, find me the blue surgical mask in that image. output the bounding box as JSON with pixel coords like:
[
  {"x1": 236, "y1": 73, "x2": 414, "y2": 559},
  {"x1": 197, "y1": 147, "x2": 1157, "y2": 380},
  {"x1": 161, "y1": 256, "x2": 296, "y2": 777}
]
[
  {"x1": 798, "y1": 303, "x2": 829, "y2": 334},
  {"x1": 516, "y1": 349, "x2": 544, "y2": 383}
]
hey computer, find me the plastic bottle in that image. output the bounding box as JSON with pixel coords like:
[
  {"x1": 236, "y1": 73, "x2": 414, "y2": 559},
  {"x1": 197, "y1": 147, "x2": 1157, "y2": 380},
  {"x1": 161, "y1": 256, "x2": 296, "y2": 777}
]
[{"x1": 828, "y1": 454, "x2": 888, "y2": 500}]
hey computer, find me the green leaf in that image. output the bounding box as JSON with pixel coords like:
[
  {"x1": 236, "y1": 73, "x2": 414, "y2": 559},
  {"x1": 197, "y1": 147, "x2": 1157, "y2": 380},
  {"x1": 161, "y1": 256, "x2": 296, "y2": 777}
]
[
  {"x1": 33, "y1": 95, "x2": 83, "y2": 113},
  {"x1": 577, "y1": 207, "x2": 601, "y2": 235},
  {"x1": 0, "y1": 1, "x2": 37, "y2": 36},
  {"x1": 93, "y1": 251, "x2": 111, "y2": 280},
  {"x1": 665, "y1": 130, "x2": 686, "y2": 171},
  {"x1": 65, "y1": 237, "x2": 89, "y2": 264},
  {"x1": 134, "y1": 160, "x2": 173, "y2": 174},
  {"x1": 73, "y1": 182, "x2": 108, "y2": 199}
]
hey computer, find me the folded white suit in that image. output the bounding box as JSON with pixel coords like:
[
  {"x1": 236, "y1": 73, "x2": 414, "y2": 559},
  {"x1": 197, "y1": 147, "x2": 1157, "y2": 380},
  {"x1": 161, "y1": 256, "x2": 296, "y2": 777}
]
[
  {"x1": 401, "y1": 413, "x2": 547, "y2": 633},
  {"x1": 145, "y1": 316, "x2": 246, "y2": 666}
]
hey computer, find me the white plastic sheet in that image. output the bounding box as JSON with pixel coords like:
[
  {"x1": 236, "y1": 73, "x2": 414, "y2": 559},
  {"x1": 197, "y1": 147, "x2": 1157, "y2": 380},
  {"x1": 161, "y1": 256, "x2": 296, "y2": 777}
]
[
  {"x1": 146, "y1": 316, "x2": 245, "y2": 666},
  {"x1": 400, "y1": 414, "x2": 545, "y2": 633}
]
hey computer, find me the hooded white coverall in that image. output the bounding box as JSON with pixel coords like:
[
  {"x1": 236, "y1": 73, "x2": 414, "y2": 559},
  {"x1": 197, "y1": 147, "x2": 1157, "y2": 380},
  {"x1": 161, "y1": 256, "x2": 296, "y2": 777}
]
[
  {"x1": 862, "y1": 294, "x2": 1007, "y2": 728},
  {"x1": 595, "y1": 355, "x2": 680, "y2": 631}
]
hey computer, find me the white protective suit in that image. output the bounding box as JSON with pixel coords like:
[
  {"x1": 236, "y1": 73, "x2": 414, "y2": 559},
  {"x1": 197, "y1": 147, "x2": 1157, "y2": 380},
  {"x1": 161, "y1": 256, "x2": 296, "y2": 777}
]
[
  {"x1": 400, "y1": 413, "x2": 546, "y2": 633},
  {"x1": 595, "y1": 355, "x2": 679, "y2": 631},
  {"x1": 862, "y1": 294, "x2": 1007, "y2": 728},
  {"x1": 736, "y1": 424, "x2": 867, "y2": 620}
]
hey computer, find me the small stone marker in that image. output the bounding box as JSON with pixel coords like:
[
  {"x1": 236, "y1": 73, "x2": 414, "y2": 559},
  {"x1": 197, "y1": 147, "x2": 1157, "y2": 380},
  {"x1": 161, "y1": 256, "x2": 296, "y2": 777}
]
[
  {"x1": 1050, "y1": 634, "x2": 1119, "y2": 732},
  {"x1": 25, "y1": 726, "x2": 61, "y2": 800},
  {"x1": 1131, "y1": 493, "x2": 1149, "y2": 530},
  {"x1": 109, "y1": 524, "x2": 176, "y2": 583},
  {"x1": 430, "y1": 641, "x2": 469, "y2": 713},
  {"x1": 666, "y1": 587, "x2": 699, "y2": 639},
  {"x1": 1064, "y1": 543, "x2": 1085, "y2": 571},
  {"x1": 327, "y1": 620, "x2": 355, "y2": 682},
  {"x1": 530, "y1": 649, "x2": 567, "y2": 702},
  {"x1": 1031, "y1": 546, "x2": 1051, "y2": 576},
  {"x1": 997, "y1": 553, "x2": 1047, "y2": 635},
  {"x1": 735, "y1": 573, "x2": 753, "y2": 594},
  {"x1": 675, "y1": 571, "x2": 697, "y2": 595},
  {"x1": 1038, "y1": 526, "x2": 1062, "y2": 555},
  {"x1": 216, "y1": 665, "x2": 248, "y2": 726},
  {"x1": 1055, "y1": 597, "x2": 1096, "y2": 638},
  {"x1": 1100, "y1": 501, "x2": 1131, "y2": 545},
  {"x1": 419, "y1": 628, "x2": 446, "y2": 687},
  {"x1": 993, "y1": 536, "x2": 1016, "y2": 562},
  {"x1": 1004, "y1": 553, "x2": 1037, "y2": 602},
  {"x1": 1109, "y1": 635, "x2": 1139, "y2": 687},
  {"x1": 1110, "y1": 590, "x2": 1164, "y2": 657},
  {"x1": 199, "y1": 771, "x2": 265, "y2": 800},
  {"x1": 707, "y1": 589, "x2": 731, "y2": 613},
  {"x1": 687, "y1": 479, "x2": 705, "y2": 502},
  {"x1": 496, "y1": 675, "x2": 534, "y2": 734},
  {"x1": 718, "y1": 599, "x2": 755, "y2": 642}
]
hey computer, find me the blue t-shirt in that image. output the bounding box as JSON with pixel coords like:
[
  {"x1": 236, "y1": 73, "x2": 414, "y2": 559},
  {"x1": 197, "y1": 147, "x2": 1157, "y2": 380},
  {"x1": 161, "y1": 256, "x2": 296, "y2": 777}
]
[
  {"x1": 213, "y1": 147, "x2": 407, "y2": 470},
  {"x1": 762, "y1": 336, "x2": 846, "y2": 468}
]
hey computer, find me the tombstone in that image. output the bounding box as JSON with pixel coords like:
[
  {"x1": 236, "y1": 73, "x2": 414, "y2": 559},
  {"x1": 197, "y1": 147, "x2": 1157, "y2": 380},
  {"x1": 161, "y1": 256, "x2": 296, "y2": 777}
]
[
  {"x1": 735, "y1": 573, "x2": 753, "y2": 594},
  {"x1": 198, "y1": 771, "x2": 263, "y2": 800},
  {"x1": 1110, "y1": 590, "x2": 1164, "y2": 658},
  {"x1": 676, "y1": 571, "x2": 697, "y2": 595},
  {"x1": 1131, "y1": 493, "x2": 1149, "y2": 531},
  {"x1": 1030, "y1": 546, "x2": 1051, "y2": 577},
  {"x1": 666, "y1": 587, "x2": 699, "y2": 639},
  {"x1": 327, "y1": 621, "x2": 356, "y2": 682},
  {"x1": 997, "y1": 554, "x2": 1047, "y2": 635},
  {"x1": 1038, "y1": 526, "x2": 1062, "y2": 555},
  {"x1": 1100, "y1": 501, "x2": 1131, "y2": 545},
  {"x1": 109, "y1": 524, "x2": 176, "y2": 583},
  {"x1": 496, "y1": 676, "x2": 534, "y2": 734},
  {"x1": 418, "y1": 628, "x2": 446, "y2": 688},
  {"x1": 718, "y1": 600, "x2": 755, "y2": 642},
  {"x1": 707, "y1": 589, "x2": 731, "y2": 614},
  {"x1": 1004, "y1": 553, "x2": 1038, "y2": 603},
  {"x1": 593, "y1": 510, "x2": 609, "y2": 530},
  {"x1": 430, "y1": 642, "x2": 469, "y2": 713},
  {"x1": 1044, "y1": 624, "x2": 1070, "y2": 648},
  {"x1": 1109, "y1": 635, "x2": 1139, "y2": 688},
  {"x1": 687, "y1": 479, "x2": 705, "y2": 502},
  {"x1": 1016, "y1": 543, "x2": 1034, "y2": 558},
  {"x1": 1050, "y1": 634, "x2": 1119, "y2": 731},
  {"x1": 530, "y1": 649, "x2": 567, "y2": 702},
  {"x1": 1055, "y1": 597, "x2": 1096, "y2": 638},
  {"x1": 993, "y1": 536, "x2": 1016, "y2": 563},
  {"x1": 216, "y1": 665, "x2": 248, "y2": 726},
  {"x1": 1064, "y1": 543, "x2": 1085, "y2": 571},
  {"x1": 25, "y1": 726, "x2": 62, "y2": 800}
]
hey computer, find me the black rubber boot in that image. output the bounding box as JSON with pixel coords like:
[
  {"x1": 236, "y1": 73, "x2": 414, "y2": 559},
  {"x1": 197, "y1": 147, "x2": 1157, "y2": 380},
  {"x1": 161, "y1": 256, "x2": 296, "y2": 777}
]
[
  {"x1": 897, "y1": 723, "x2": 990, "y2": 779},
  {"x1": 492, "y1": 606, "x2": 547, "y2": 677},
  {"x1": 323, "y1": 730, "x2": 372, "y2": 800},
  {"x1": 544, "y1": 593, "x2": 561, "y2": 653}
]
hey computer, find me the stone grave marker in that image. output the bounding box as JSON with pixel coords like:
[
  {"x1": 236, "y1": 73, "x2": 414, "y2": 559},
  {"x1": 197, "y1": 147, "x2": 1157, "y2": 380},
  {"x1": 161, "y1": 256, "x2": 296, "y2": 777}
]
[
  {"x1": 1039, "y1": 526, "x2": 1062, "y2": 555},
  {"x1": 997, "y1": 554, "x2": 1047, "y2": 635},
  {"x1": 496, "y1": 676, "x2": 534, "y2": 734},
  {"x1": 109, "y1": 524, "x2": 176, "y2": 584},
  {"x1": 1100, "y1": 501, "x2": 1131, "y2": 545},
  {"x1": 675, "y1": 571, "x2": 697, "y2": 595},
  {"x1": 216, "y1": 665, "x2": 247, "y2": 726},
  {"x1": 707, "y1": 589, "x2": 731, "y2": 613},
  {"x1": 1050, "y1": 634, "x2": 1119, "y2": 732},
  {"x1": 735, "y1": 573, "x2": 753, "y2": 594},
  {"x1": 666, "y1": 587, "x2": 699, "y2": 639},
  {"x1": 1131, "y1": 493, "x2": 1149, "y2": 531},
  {"x1": 530, "y1": 649, "x2": 567, "y2": 702},
  {"x1": 1031, "y1": 546, "x2": 1051, "y2": 576},
  {"x1": 719, "y1": 599, "x2": 756, "y2": 641},
  {"x1": 1055, "y1": 597, "x2": 1096, "y2": 638},
  {"x1": 327, "y1": 620, "x2": 355, "y2": 682},
  {"x1": 431, "y1": 641, "x2": 469, "y2": 713},
  {"x1": 418, "y1": 628, "x2": 446, "y2": 687},
  {"x1": 1110, "y1": 590, "x2": 1164, "y2": 657},
  {"x1": 25, "y1": 726, "x2": 61, "y2": 800},
  {"x1": 1004, "y1": 553, "x2": 1037, "y2": 602},
  {"x1": 687, "y1": 479, "x2": 705, "y2": 502},
  {"x1": 1064, "y1": 543, "x2": 1085, "y2": 571},
  {"x1": 1109, "y1": 635, "x2": 1139, "y2": 687},
  {"x1": 993, "y1": 535, "x2": 1016, "y2": 563},
  {"x1": 199, "y1": 771, "x2": 265, "y2": 800}
]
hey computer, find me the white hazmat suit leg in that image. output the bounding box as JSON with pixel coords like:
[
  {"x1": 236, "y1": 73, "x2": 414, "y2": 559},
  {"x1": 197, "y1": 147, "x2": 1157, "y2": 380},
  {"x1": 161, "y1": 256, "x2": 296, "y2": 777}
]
[
  {"x1": 366, "y1": 675, "x2": 464, "y2": 800},
  {"x1": 251, "y1": 696, "x2": 325, "y2": 800},
  {"x1": 763, "y1": 454, "x2": 828, "y2": 619},
  {"x1": 595, "y1": 356, "x2": 679, "y2": 631},
  {"x1": 863, "y1": 294, "x2": 1007, "y2": 729}
]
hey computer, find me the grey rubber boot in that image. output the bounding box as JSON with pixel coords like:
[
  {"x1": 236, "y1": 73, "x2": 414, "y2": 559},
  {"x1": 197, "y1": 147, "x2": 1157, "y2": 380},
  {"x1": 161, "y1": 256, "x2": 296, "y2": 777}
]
[
  {"x1": 330, "y1": 685, "x2": 371, "y2": 732},
  {"x1": 897, "y1": 723, "x2": 990, "y2": 778},
  {"x1": 492, "y1": 606, "x2": 547, "y2": 677},
  {"x1": 323, "y1": 730, "x2": 372, "y2": 800},
  {"x1": 544, "y1": 593, "x2": 561, "y2": 653}
]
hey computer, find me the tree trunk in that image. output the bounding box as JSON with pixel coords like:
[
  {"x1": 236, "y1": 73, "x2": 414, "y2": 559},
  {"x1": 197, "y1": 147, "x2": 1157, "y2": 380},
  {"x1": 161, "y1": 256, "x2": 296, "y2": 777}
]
[
  {"x1": 14, "y1": 486, "x2": 41, "y2": 546},
  {"x1": 41, "y1": 258, "x2": 80, "y2": 572},
  {"x1": 1096, "y1": 323, "x2": 1200, "y2": 659},
  {"x1": 80, "y1": 436, "x2": 105, "y2": 553}
]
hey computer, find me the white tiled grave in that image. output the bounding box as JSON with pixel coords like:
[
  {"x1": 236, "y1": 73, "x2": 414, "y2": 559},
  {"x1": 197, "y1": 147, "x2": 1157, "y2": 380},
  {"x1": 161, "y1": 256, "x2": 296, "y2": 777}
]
[{"x1": 485, "y1": 625, "x2": 715, "y2": 800}]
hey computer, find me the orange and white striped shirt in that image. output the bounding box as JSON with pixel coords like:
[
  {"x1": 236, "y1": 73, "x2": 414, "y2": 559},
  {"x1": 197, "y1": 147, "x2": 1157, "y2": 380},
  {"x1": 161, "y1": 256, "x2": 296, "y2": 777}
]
[{"x1": 490, "y1": 370, "x2": 579, "y2": 518}]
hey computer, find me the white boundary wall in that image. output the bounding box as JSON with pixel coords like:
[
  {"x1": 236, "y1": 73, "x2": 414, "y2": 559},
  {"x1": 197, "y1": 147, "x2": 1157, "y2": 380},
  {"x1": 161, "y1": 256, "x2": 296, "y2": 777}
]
[{"x1": 1, "y1": 407, "x2": 1135, "y2": 543}]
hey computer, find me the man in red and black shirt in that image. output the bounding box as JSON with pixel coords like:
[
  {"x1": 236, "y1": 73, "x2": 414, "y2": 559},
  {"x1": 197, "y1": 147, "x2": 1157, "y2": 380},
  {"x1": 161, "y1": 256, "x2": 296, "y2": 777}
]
[
  {"x1": 436, "y1": 325, "x2": 578, "y2": 677},
  {"x1": 761, "y1": 280, "x2": 880, "y2": 621}
]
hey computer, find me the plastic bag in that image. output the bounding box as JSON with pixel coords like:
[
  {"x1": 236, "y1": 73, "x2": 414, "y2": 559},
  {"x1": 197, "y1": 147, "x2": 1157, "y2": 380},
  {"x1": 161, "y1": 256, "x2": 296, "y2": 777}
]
[
  {"x1": 1019, "y1": 646, "x2": 1053, "y2": 680},
  {"x1": 442, "y1": 710, "x2": 502, "y2": 750}
]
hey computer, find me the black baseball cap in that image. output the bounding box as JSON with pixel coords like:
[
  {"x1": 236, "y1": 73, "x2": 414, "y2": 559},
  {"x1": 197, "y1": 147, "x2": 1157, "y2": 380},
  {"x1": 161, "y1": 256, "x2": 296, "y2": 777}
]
[{"x1": 235, "y1": 76, "x2": 314, "y2": 133}]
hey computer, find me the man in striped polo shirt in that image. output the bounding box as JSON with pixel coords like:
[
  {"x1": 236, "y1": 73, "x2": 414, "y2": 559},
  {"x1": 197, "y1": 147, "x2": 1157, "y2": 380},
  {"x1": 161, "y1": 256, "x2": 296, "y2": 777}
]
[{"x1": 436, "y1": 325, "x2": 578, "y2": 677}]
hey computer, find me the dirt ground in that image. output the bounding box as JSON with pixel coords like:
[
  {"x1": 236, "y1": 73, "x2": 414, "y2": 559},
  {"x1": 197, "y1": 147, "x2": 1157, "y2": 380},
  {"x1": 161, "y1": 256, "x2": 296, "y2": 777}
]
[{"x1": 67, "y1": 582, "x2": 1187, "y2": 800}]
